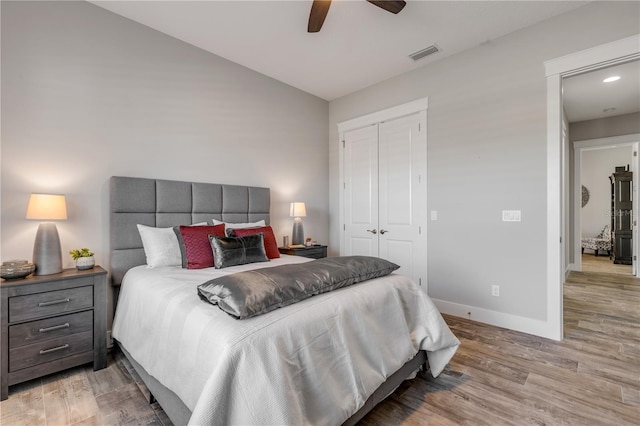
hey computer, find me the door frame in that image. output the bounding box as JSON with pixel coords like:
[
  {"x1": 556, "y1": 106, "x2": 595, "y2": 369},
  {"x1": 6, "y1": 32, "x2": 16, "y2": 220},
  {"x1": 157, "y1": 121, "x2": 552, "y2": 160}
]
[
  {"x1": 572, "y1": 135, "x2": 640, "y2": 276},
  {"x1": 545, "y1": 34, "x2": 640, "y2": 341},
  {"x1": 337, "y1": 97, "x2": 429, "y2": 254}
]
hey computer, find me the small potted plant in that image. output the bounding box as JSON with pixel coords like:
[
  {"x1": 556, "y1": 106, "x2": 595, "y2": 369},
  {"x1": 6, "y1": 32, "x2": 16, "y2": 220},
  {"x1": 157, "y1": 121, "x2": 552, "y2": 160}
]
[{"x1": 69, "y1": 248, "x2": 95, "y2": 270}]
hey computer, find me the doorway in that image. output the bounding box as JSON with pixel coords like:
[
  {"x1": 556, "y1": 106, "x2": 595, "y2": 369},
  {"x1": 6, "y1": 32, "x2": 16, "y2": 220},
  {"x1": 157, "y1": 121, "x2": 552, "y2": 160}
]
[
  {"x1": 573, "y1": 138, "x2": 639, "y2": 276},
  {"x1": 563, "y1": 59, "x2": 640, "y2": 277},
  {"x1": 545, "y1": 35, "x2": 640, "y2": 341}
]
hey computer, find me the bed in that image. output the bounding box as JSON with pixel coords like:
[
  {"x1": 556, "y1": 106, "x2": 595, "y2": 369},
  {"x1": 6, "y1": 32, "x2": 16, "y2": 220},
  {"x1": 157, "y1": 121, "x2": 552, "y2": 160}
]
[{"x1": 109, "y1": 176, "x2": 459, "y2": 425}]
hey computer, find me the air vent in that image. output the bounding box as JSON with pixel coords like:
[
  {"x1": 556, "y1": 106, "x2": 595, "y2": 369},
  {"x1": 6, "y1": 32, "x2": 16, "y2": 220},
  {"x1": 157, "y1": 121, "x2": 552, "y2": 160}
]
[{"x1": 409, "y1": 45, "x2": 440, "y2": 61}]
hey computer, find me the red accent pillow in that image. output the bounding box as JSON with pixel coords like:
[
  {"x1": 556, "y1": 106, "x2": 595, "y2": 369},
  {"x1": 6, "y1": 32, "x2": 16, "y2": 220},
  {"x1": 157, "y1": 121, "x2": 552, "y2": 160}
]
[
  {"x1": 232, "y1": 226, "x2": 280, "y2": 259},
  {"x1": 179, "y1": 224, "x2": 226, "y2": 269}
]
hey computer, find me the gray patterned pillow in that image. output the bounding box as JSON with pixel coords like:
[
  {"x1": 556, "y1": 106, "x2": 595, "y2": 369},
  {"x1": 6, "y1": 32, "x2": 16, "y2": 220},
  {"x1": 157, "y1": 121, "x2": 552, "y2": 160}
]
[{"x1": 209, "y1": 233, "x2": 269, "y2": 269}]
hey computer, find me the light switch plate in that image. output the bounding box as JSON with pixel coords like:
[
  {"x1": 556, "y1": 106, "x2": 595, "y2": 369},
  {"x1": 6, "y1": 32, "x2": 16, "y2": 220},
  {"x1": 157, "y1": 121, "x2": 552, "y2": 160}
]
[
  {"x1": 502, "y1": 210, "x2": 521, "y2": 222},
  {"x1": 430, "y1": 210, "x2": 438, "y2": 220}
]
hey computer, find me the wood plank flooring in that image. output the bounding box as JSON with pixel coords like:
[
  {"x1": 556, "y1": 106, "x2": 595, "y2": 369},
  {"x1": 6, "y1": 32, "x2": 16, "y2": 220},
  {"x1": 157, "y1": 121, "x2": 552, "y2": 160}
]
[
  {"x1": 581, "y1": 253, "x2": 632, "y2": 275},
  {"x1": 0, "y1": 349, "x2": 172, "y2": 425},
  {"x1": 360, "y1": 270, "x2": 640, "y2": 425},
  {"x1": 1, "y1": 270, "x2": 638, "y2": 425}
]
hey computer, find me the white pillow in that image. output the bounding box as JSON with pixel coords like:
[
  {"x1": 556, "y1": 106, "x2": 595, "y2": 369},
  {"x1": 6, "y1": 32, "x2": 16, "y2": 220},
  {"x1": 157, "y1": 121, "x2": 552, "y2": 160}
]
[
  {"x1": 137, "y1": 224, "x2": 182, "y2": 268},
  {"x1": 211, "y1": 219, "x2": 266, "y2": 229}
]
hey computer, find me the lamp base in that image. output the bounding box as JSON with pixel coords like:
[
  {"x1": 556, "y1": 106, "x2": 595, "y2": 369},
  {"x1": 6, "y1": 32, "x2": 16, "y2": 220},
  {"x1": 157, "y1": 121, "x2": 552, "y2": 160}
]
[
  {"x1": 33, "y1": 222, "x2": 63, "y2": 275},
  {"x1": 292, "y1": 218, "x2": 305, "y2": 245}
]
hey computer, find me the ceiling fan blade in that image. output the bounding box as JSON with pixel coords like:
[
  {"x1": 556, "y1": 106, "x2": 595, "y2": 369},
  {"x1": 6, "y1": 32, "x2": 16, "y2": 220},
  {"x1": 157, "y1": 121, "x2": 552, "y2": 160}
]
[
  {"x1": 366, "y1": 0, "x2": 406, "y2": 14},
  {"x1": 308, "y1": 0, "x2": 332, "y2": 33}
]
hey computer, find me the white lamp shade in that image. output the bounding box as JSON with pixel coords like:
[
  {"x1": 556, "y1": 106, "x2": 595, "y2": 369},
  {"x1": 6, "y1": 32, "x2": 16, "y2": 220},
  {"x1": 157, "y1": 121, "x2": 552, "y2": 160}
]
[
  {"x1": 26, "y1": 194, "x2": 67, "y2": 220},
  {"x1": 289, "y1": 202, "x2": 307, "y2": 218}
]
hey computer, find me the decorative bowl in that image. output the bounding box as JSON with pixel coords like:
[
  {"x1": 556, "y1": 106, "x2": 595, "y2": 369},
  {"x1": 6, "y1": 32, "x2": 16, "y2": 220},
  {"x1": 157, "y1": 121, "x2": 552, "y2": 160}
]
[{"x1": 1, "y1": 260, "x2": 36, "y2": 280}]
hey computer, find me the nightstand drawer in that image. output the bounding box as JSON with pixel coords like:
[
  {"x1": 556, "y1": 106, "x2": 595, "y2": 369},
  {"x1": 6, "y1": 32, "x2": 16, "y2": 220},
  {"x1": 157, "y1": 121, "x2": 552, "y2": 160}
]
[
  {"x1": 279, "y1": 245, "x2": 328, "y2": 259},
  {"x1": 9, "y1": 285, "x2": 93, "y2": 323},
  {"x1": 300, "y1": 247, "x2": 326, "y2": 259},
  {"x1": 9, "y1": 311, "x2": 93, "y2": 348},
  {"x1": 9, "y1": 330, "x2": 93, "y2": 372}
]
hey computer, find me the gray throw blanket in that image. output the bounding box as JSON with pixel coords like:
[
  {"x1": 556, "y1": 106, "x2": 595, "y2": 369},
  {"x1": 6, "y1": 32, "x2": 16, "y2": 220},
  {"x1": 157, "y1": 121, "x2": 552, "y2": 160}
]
[{"x1": 197, "y1": 256, "x2": 399, "y2": 319}]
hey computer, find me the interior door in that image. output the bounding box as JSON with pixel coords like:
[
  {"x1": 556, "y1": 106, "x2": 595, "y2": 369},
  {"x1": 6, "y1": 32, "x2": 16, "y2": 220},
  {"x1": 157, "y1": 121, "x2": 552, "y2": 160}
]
[
  {"x1": 342, "y1": 112, "x2": 427, "y2": 287},
  {"x1": 343, "y1": 124, "x2": 379, "y2": 257},
  {"x1": 378, "y1": 113, "x2": 427, "y2": 285}
]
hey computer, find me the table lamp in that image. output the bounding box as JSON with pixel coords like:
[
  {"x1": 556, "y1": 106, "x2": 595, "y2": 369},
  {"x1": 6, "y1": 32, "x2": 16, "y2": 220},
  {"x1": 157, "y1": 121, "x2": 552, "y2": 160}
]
[
  {"x1": 290, "y1": 202, "x2": 306, "y2": 245},
  {"x1": 26, "y1": 194, "x2": 67, "y2": 275}
]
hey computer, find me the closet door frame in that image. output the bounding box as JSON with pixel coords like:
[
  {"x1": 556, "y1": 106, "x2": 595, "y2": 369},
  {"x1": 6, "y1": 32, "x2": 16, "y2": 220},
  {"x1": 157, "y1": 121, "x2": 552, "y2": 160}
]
[{"x1": 338, "y1": 97, "x2": 428, "y2": 283}]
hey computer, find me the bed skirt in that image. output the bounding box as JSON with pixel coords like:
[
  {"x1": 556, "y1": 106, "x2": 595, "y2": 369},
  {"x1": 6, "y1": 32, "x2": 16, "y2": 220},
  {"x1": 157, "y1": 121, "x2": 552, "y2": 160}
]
[{"x1": 118, "y1": 341, "x2": 428, "y2": 426}]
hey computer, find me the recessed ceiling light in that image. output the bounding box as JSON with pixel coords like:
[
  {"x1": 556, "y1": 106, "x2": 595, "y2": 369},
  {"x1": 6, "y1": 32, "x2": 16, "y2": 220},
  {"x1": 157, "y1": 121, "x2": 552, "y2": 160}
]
[
  {"x1": 603, "y1": 76, "x2": 621, "y2": 83},
  {"x1": 603, "y1": 107, "x2": 616, "y2": 113}
]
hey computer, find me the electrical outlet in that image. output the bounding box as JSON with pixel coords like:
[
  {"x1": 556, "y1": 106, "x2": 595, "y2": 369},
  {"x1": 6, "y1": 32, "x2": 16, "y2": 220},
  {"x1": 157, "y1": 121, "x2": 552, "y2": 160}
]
[{"x1": 491, "y1": 285, "x2": 500, "y2": 297}]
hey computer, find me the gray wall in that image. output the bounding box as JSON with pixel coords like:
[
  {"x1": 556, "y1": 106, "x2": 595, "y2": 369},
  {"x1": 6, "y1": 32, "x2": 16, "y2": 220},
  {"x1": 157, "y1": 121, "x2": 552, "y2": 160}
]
[
  {"x1": 570, "y1": 112, "x2": 640, "y2": 142},
  {"x1": 328, "y1": 1, "x2": 639, "y2": 325},
  {"x1": 1, "y1": 1, "x2": 329, "y2": 325}
]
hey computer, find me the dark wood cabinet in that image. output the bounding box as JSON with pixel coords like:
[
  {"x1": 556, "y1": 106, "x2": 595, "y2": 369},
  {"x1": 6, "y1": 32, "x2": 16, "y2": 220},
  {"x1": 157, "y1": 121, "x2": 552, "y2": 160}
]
[
  {"x1": 610, "y1": 170, "x2": 633, "y2": 265},
  {"x1": 1, "y1": 266, "x2": 107, "y2": 400},
  {"x1": 279, "y1": 245, "x2": 328, "y2": 259}
]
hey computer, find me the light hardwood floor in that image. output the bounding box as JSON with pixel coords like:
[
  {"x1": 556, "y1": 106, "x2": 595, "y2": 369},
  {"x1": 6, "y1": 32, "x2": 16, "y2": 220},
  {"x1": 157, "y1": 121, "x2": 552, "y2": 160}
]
[
  {"x1": 1, "y1": 270, "x2": 638, "y2": 425},
  {"x1": 581, "y1": 253, "x2": 633, "y2": 275},
  {"x1": 361, "y1": 270, "x2": 639, "y2": 425}
]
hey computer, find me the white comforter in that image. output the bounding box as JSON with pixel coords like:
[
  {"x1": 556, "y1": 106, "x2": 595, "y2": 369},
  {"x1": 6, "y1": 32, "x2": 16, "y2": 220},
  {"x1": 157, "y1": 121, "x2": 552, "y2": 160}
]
[{"x1": 112, "y1": 255, "x2": 459, "y2": 425}]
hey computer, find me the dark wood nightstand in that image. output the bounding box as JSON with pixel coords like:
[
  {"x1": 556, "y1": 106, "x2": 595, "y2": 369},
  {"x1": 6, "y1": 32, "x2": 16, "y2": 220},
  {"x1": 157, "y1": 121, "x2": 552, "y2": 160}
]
[
  {"x1": 1, "y1": 266, "x2": 107, "y2": 400},
  {"x1": 278, "y1": 245, "x2": 328, "y2": 259}
]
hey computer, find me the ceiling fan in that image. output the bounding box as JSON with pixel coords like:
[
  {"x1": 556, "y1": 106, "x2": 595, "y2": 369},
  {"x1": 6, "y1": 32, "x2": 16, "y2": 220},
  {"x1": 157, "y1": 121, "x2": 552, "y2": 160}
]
[{"x1": 308, "y1": 0, "x2": 407, "y2": 33}]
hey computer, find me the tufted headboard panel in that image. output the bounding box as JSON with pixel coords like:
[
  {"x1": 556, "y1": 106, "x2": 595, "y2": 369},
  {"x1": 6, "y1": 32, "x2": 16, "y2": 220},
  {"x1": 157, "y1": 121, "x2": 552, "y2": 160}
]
[{"x1": 110, "y1": 176, "x2": 270, "y2": 286}]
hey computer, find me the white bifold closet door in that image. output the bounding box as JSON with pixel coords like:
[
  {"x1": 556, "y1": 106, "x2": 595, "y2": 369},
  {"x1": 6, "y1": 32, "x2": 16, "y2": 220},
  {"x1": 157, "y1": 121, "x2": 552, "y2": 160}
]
[{"x1": 343, "y1": 111, "x2": 427, "y2": 287}]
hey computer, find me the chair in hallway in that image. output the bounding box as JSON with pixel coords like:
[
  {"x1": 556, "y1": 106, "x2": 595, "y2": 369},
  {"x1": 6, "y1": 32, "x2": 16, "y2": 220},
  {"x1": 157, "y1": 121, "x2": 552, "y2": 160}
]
[{"x1": 581, "y1": 225, "x2": 612, "y2": 257}]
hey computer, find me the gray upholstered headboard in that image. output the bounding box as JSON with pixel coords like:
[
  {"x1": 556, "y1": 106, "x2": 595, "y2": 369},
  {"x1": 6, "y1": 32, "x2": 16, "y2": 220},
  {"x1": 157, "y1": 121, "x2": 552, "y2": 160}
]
[{"x1": 110, "y1": 176, "x2": 270, "y2": 286}]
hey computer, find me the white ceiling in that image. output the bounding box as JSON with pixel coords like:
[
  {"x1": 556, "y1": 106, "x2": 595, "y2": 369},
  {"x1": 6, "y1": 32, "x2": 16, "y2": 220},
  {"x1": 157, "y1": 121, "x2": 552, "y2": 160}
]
[
  {"x1": 90, "y1": 0, "x2": 589, "y2": 101},
  {"x1": 563, "y1": 60, "x2": 640, "y2": 123}
]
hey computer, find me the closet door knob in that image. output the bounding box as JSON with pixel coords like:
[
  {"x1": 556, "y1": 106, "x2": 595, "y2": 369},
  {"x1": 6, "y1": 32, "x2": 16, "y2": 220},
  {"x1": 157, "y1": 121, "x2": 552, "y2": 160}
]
[
  {"x1": 366, "y1": 229, "x2": 377, "y2": 234},
  {"x1": 379, "y1": 229, "x2": 388, "y2": 235}
]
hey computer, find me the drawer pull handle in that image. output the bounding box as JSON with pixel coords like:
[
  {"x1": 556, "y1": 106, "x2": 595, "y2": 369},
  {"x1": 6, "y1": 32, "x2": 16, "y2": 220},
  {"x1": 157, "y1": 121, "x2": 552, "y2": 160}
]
[
  {"x1": 39, "y1": 344, "x2": 70, "y2": 355},
  {"x1": 38, "y1": 298, "x2": 70, "y2": 307},
  {"x1": 39, "y1": 323, "x2": 70, "y2": 333}
]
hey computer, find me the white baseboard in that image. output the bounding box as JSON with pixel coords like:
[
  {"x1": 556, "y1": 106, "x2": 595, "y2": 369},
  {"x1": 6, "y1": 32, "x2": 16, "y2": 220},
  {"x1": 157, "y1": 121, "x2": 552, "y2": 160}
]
[
  {"x1": 566, "y1": 262, "x2": 576, "y2": 279},
  {"x1": 432, "y1": 298, "x2": 557, "y2": 340}
]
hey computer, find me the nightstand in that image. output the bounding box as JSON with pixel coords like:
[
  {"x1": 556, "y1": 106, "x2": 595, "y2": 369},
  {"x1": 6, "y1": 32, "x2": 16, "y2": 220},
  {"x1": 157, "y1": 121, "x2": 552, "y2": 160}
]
[
  {"x1": 1, "y1": 266, "x2": 107, "y2": 400},
  {"x1": 278, "y1": 245, "x2": 328, "y2": 259}
]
